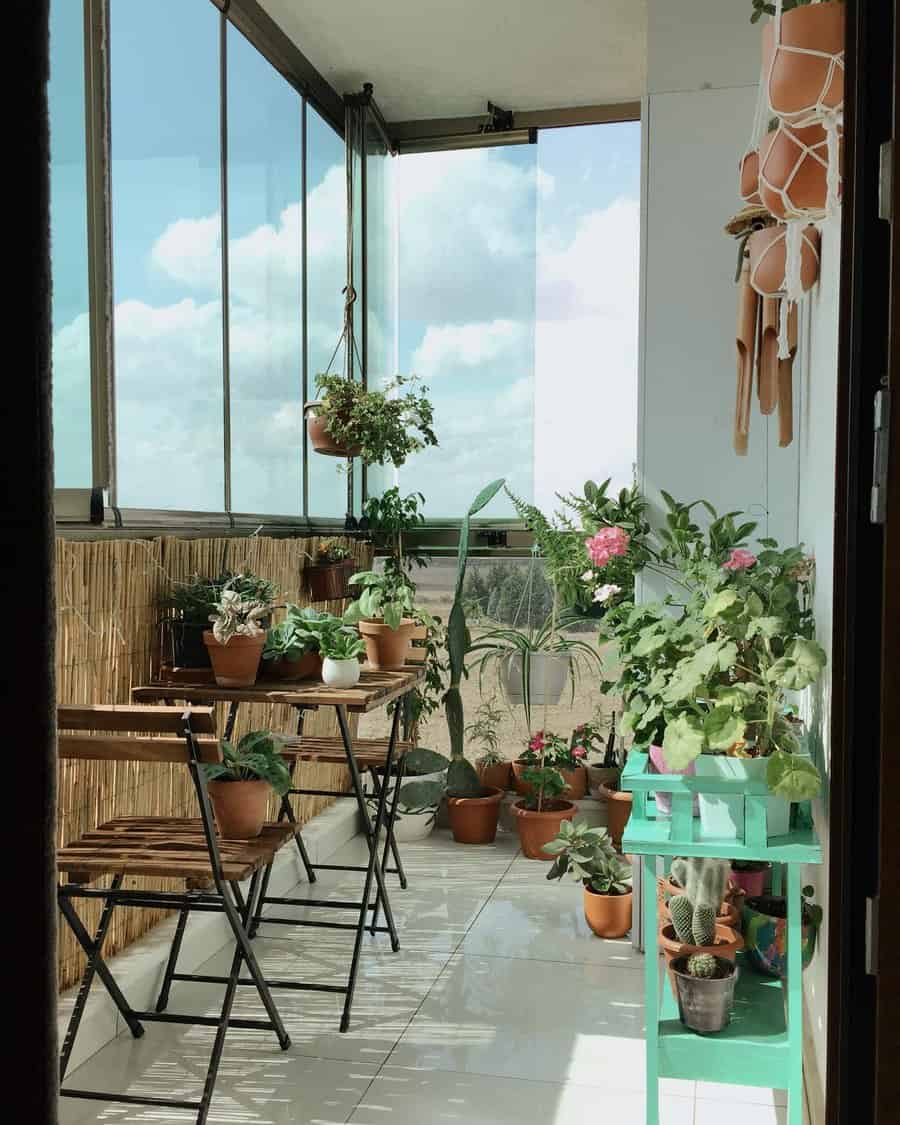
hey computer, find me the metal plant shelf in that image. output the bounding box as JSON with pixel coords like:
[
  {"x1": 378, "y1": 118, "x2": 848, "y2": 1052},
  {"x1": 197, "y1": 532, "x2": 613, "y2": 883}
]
[{"x1": 621, "y1": 751, "x2": 822, "y2": 1125}]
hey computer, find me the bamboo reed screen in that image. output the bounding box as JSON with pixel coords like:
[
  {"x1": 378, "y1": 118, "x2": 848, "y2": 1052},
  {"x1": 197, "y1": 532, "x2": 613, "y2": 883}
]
[{"x1": 56, "y1": 533, "x2": 372, "y2": 992}]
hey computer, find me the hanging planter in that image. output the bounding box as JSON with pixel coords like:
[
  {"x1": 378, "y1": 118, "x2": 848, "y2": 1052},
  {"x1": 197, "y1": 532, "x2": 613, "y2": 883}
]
[
  {"x1": 747, "y1": 223, "x2": 820, "y2": 297},
  {"x1": 739, "y1": 148, "x2": 763, "y2": 206},
  {"x1": 758, "y1": 121, "x2": 841, "y2": 220},
  {"x1": 761, "y1": 2, "x2": 845, "y2": 125},
  {"x1": 304, "y1": 402, "x2": 362, "y2": 458}
]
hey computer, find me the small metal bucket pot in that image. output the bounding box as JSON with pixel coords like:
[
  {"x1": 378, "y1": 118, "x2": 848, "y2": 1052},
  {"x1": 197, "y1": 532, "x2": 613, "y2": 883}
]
[{"x1": 671, "y1": 955, "x2": 738, "y2": 1034}]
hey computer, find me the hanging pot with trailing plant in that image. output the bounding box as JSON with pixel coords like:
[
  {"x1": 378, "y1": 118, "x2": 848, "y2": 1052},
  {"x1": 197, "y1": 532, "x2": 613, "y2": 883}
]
[{"x1": 304, "y1": 539, "x2": 357, "y2": 601}]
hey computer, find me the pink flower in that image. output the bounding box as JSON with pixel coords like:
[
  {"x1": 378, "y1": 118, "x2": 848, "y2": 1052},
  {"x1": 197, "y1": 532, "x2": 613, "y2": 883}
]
[
  {"x1": 723, "y1": 548, "x2": 758, "y2": 571},
  {"x1": 585, "y1": 527, "x2": 630, "y2": 568},
  {"x1": 571, "y1": 746, "x2": 587, "y2": 759},
  {"x1": 528, "y1": 733, "x2": 546, "y2": 753}
]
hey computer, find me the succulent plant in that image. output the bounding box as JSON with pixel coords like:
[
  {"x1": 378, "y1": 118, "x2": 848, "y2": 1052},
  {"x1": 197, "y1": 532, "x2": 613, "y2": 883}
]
[
  {"x1": 668, "y1": 857, "x2": 730, "y2": 946},
  {"x1": 686, "y1": 952, "x2": 719, "y2": 979}
]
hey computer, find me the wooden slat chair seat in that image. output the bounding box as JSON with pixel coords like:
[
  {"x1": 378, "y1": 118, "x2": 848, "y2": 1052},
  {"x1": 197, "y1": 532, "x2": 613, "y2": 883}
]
[
  {"x1": 56, "y1": 703, "x2": 291, "y2": 1125},
  {"x1": 279, "y1": 734, "x2": 414, "y2": 767}
]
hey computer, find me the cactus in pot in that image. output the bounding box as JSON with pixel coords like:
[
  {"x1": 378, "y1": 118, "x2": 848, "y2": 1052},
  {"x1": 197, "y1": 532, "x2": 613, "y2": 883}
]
[
  {"x1": 668, "y1": 858, "x2": 731, "y2": 946},
  {"x1": 686, "y1": 952, "x2": 719, "y2": 979}
]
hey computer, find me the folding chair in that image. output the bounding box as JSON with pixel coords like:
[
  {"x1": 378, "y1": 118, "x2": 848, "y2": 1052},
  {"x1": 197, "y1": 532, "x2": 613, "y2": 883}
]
[{"x1": 56, "y1": 704, "x2": 294, "y2": 1125}]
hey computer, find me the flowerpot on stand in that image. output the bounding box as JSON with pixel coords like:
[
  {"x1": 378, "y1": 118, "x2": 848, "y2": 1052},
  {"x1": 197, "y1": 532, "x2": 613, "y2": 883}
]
[
  {"x1": 658, "y1": 922, "x2": 743, "y2": 993},
  {"x1": 598, "y1": 782, "x2": 632, "y2": 851},
  {"x1": 322, "y1": 656, "x2": 361, "y2": 688},
  {"x1": 207, "y1": 779, "x2": 270, "y2": 839},
  {"x1": 447, "y1": 788, "x2": 504, "y2": 845},
  {"x1": 203, "y1": 631, "x2": 265, "y2": 687},
  {"x1": 513, "y1": 799, "x2": 577, "y2": 860},
  {"x1": 729, "y1": 860, "x2": 772, "y2": 898},
  {"x1": 671, "y1": 955, "x2": 738, "y2": 1035},
  {"x1": 649, "y1": 744, "x2": 698, "y2": 817},
  {"x1": 742, "y1": 894, "x2": 818, "y2": 978},
  {"x1": 694, "y1": 755, "x2": 796, "y2": 840},
  {"x1": 477, "y1": 761, "x2": 511, "y2": 792},
  {"x1": 359, "y1": 618, "x2": 416, "y2": 670},
  {"x1": 583, "y1": 886, "x2": 633, "y2": 939},
  {"x1": 657, "y1": 876, "x2": 742, "y2": 931}
]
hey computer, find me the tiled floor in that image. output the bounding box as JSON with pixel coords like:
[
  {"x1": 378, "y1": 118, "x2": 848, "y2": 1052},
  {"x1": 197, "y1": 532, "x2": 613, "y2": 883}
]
[{"x1": 60, "y1": 829, "x2": 789, "y2": 1124}]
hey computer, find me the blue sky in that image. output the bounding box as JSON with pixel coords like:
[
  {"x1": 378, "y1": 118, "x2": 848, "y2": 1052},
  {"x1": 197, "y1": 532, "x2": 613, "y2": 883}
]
[{"x1": 50, "y1": 0, "x2": 640, "y2": 522}]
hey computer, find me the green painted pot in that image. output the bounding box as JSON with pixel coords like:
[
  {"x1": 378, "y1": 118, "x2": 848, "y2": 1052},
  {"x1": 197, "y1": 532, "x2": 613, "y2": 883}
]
[{"x1": 741, "y1": 895, "x2": 817, "y2": 978}]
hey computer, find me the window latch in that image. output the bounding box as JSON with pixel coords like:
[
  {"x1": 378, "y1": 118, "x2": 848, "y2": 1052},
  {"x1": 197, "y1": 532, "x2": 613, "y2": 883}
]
[{"x1": 870, "y1": 384, "x2": 891, "y2": 525}]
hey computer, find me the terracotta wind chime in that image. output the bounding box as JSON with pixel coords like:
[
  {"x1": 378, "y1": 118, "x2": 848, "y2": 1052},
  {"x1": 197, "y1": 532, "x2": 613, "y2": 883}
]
[{"x1": 730, "y1": 0, "x2": 844, "y2": 455}]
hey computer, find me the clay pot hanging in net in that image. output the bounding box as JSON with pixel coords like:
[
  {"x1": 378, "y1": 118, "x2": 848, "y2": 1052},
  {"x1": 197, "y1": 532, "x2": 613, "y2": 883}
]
[
  {"x1": 761, "y1": 3, "x2": 845, "y2": 126},
  {"x1": 747, "y1": 223, "x2": 820, "y2": 299},
  {"x1": 758, "y1": 121, "x2": 841, "y2": 221}
]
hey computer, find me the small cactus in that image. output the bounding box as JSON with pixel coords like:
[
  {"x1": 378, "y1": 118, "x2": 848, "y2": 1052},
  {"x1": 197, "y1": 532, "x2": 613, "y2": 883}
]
[
  {"x1": 667, "y1": 858, "x2": 729, "y2": 945},
  {"x1": 692, "y1": 903, "x2": 716, "y2": 947},
  {"x1": 687, "y1": 953, "x2": 718, "y2": 978},
  {"x1": 669, "y1": 895, "x2": 695, "y2": 945}
]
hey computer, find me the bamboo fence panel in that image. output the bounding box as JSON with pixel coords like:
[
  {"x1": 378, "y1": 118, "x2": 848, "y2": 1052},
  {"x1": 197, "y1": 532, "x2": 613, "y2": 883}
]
[{"x1": 56, "y1": 533, "x2": 371, "y2": 992}]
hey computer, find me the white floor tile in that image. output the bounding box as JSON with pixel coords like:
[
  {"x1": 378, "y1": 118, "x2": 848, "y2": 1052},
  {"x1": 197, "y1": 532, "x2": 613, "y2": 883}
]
[
  {"x1": 695, "y1": 1100, "x2": 788, "y2": 1125},
  {"x1": 697, "y1": 1081, "x2": 788, "y2": 1106},
  {"x1": 349, "y1": 1066, "x2": 694, "y2": 1125}
]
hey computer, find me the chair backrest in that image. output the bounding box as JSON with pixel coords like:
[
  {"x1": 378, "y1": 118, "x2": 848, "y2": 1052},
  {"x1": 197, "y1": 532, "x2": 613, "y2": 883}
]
[{"x1": 57, "y1": 704, "x2": 221, "y2": 764}]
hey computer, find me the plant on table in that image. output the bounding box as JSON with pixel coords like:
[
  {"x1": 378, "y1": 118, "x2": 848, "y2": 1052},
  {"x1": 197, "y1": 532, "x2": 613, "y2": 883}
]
[
  {"x1": 263, "y1": 606, "x2": 342, "y2": 675},
  {"x1": 319, "y1": 626, "x2": 366, "y2": 688},
  {"x1": 202, "y1": 730, "x2": 291, "y2": 839},
  {"x1": 343, "y1": 568, "x2": 418, "y2": 670},
  {"x1": 203, "y1": 585, "x2": 273, "y2": 686},
  {"x1": 309, "y1": 373, "x2": 438, "y2": 467}
]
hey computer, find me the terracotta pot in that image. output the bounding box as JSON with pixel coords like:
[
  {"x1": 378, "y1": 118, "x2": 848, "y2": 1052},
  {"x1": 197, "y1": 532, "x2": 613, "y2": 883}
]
[
  {"x1": 657, "y1": 877, "x2": 742, "y2": 931},
  {"x1": 203, "y1": 631, "x2": 265, "y2": 687},
  {"x1": 586, "y1": 763, "x2": 622, "y2": 797},
  {"x1": 758, "y1": 123, "x2": 840, "y2": 220},
  {"x1": 730, "y1": 861, "x2": 772, "y2": 898},
  {"x1": 511, "y1": 761, "x2": 583, "y2": 799},
  {"x1": 305, "y1": 404, "x2": 361, "y2": 458},
  {"x1": 584, "y1": 886, "x2": 633, "y2": 939},
  {"x1": 739, "y1": 148, "x2": 762, "y2": 205},
  {"x1": 358, "y1": 617, "x2": 416, "y2": 670},
  {"x1": 598, "y1": 782, "x2": 632, "y2": 851},
  {"x1": 511, "y1": 759, "x2": 534, "y2": 796},
  {"x1": 658, "y1": 922, "x2": 744, "y2": 992},
  {"x1": 447, "y1": 787, "x2": 504, "y2": 845},
  {"x1": 305, "y1": 559, "x2": 356, "y2": 601},
  {"x1": 477, "y1": 761, "x2": 511, "y2": 791},
  {"x1": 260, "y1": 651, "x2": 322, "y2": 682},
  {"x1": 512, "y1": 799, "x2": 577, "y2": 860},
  {"x1": 207, "y1": 779, "x2": 270, "y2": 839},
  {"x1": 762, "y1": 3, "x2": 845, "y2": 124},
  {"x1": 748, "y1": 224, "x2": 821, "y2": 298}
]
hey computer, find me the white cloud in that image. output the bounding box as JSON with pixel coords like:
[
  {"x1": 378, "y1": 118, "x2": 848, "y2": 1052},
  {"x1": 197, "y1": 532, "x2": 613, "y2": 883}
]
[{"x1": 412, "y1": 320, "x2": 529, "y2": 380}]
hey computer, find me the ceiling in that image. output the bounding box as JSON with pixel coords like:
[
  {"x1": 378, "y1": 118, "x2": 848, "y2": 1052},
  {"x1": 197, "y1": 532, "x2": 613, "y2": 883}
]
[{"x1": 258, "y1": 0, "x2": 647, "y2": 123}]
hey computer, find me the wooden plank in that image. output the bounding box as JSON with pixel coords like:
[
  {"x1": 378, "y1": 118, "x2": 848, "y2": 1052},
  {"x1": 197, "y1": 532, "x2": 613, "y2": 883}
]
[
  {"x1": 58, "y1": 703, "x2": 216, "y2": 735},
  {"x1": 58, "y1": 734, "x2": 222, "y2": 764}
]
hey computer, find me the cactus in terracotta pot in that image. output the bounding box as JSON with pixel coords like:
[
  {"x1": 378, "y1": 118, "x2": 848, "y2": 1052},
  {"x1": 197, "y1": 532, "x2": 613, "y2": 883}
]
[{"x1": 669, "y1": 858, "x2": 731, "y2": 946}]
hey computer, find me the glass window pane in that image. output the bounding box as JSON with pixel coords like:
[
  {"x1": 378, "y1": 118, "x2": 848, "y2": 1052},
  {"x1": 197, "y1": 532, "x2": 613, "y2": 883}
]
[
  {"x1": 110, "y1": 0, "x2": 223, "y2": 511},
  {"x1": 394, "y1": 146, "x2": 538, "y2": 518},
  {"x1": 50, "y1": 0, "x2": 92, "y2": 486},
  {"x1": 534, "y1": 122, "x2": 641, "y2": 509},
  {"x1": 226, "y1": 26, "x2": 302, "y2": 515}
]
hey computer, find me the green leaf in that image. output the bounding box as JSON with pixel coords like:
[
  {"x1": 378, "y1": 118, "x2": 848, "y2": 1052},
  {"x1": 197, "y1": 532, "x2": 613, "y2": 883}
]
[
  {"x1": 747, "y1": 616, "x2": 784, "y2": 639},
  {"x1": 633, "y1": 630, "x2": 667, "y2": 656},
  {"x1": 404, "y1": 747, "x2": 451, "y2": 775},
  {"x1": 766, "y1": 750, "x2": 822, "y2": 800},
  {"x1": 398, "y1": 779, "x2": 444, "y2": 809},
  {"x1": 447, "y1": 757, "x2": 481, "y2": 796},
  {"x1": 767, "y1": 638, "x2": 827, "y2": 690},
  {"x1": 661, "y1": 713, "x2": 705, "y2": 769},
  {"x1": 703, "y1": 706, "x2": 746, "y2": 750},
  {"x1": 703, "y1": 590, "x2": 739, "y2": 619},
  {"x1": 382, "y1": 600, "x2": 403, "y2": 630}
]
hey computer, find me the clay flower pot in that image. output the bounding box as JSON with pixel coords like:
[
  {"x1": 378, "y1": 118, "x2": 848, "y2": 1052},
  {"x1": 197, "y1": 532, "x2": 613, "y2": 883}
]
[
  {"x1": 305, "y1": 559, "x2": 356, "y2": 601},
  {"x1": 358, "y1": 618, "x2": 416, "y2": 670},
  {"x1": 202, "y1": 631, "x2": 265, "y2": 687},
  {"x1": 260, "y1": 651, "x2": 322, "y2": 682},
  {"x1": 511, "y1": 759, "x2": 535, "y2": 796},
  {"x1": 758, "y1": 122, "x2": 840, "y2": 220},
  {"x1": 762, "y1": 3, "x2": 845, "y2": 124},
  {"x1": 304, "y1": 403, "x2": 361, "y2": 458},
  {"x1": 739, "y1": 148, "x2": 763, "y2": 206},
  {"x1": 512, "y1": 761, "x2": 585, "y2": 801},
  {"x1": 657, "y1": 877, "x2": 742, "y2": 930},
  {"x1": 586, "y1": 763, "x2": 622, "y2": 797},
  {"x1": 748, "y1": 224, "x2": 820, "y2": 298},
  {"x1": 598, "y1": 782, "x2": 632, "y2": 851},
  {"x1": 584, "y1": 886, "x2": 633, "y2": 939},
  {"x1": 658, "y1": 921, "x2": 744, "y2": 992},
  {"x1": 447, "y1": 787, "x2": 504, "y2": 845},
  {"x1": 207, "y1": 779, "x2": 270, "y2": 839},
  {"x1": 513, "y1": 799, "x2": 577, "y2": 860},
  {"x1": 477, "y1": 760, "x2": 511, "y2": 792}
]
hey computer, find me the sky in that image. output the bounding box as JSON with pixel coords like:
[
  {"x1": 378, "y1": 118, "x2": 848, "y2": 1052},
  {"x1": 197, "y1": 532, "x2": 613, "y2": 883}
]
[{"x1": 49, "y1": 0, "x2": 640, "y2": 523}]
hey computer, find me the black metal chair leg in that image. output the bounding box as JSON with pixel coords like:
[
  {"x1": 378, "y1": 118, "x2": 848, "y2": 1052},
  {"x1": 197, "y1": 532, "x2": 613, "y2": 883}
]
[
  {"x1": 370, "y1": 754, "x2": 407, "y2": 935},
  {"x1": 58, "y1": 881, "x2": 144, "y2": 1079},
  {"x1": 155, "y1": 904, "x2": 189, "y2": 1012}
]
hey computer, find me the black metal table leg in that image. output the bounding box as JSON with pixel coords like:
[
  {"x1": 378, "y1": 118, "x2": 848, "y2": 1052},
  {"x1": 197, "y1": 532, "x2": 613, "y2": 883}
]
[
  {"x1": 223, "y1": 700, "x2": 240, "y2": 742},
  {"x1": 370, "y1": 753, "x2": 407, "y2": 935}
]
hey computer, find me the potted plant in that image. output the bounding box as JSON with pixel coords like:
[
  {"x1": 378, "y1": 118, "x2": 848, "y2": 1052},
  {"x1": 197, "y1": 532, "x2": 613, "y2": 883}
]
[
  {"x1": 598, "y1": 775, "x2": 633, "y2": 852},
  {"x1": 304, "y1": 540, "x2": 357, "y2": 601},
  {"x1": 371, "y1": 747, "x2": 449, "y2": 843},
  {"x1": 754, "y1": 0, "x2": 844, "y2": 124},
  {"x1": 470, "y1": 617, "x2": 602, "y2": 729},
  {"x1": 261, "y1": 606, "x2": 342, "y2": 681},
  {"x1": 730, "y1": 859, "x2": 772, "y2": 897},
  {"x1": 758, "y1": 121, "x2": 838, "y2": 220},
  {"x1": 658, "y1": 858, "x2": 743, "y2": 986},
  {"x1": 658, "y1": 857, "x2": 742, "y2": 930},
  {"x1": 576, "y1": 709, "x2": 624, "y2": 796},
  {"x1": 305, "y1": 373, "x2": 438, "y2": 465},
  {"x1": 343, "y1": 568, "x2": 418, "y2": 669},
  {"x1": 202, "y1": 730, "x2": 292, "y2": 839},
  {"x1": 544, "y1": 820, "x2": 634, "y2": 938},
  {"x1": 512, "y1": 740, "x2": 577, "y2": 861},
  {"x1": 671, "y1": 953, "x2": 739, "y2": 1035},
  {"x1": 203, "y1": 586, "x2": 271, "y2": 687},
  {"x1": 398, "y1": 747, "x2": 504, "y2": 845},
  {"x1": 362, "y1": 487, "x2": 428, "y2": 577},
  {"x1": 466, "y1": 695, "x2": 510, "y2": 791},
  {"x1": 512, "y1": 730, "x2": 587, "y2": 801},
  {"x1": 319, "y1": 627, "x2": 366, "y2": 688},
  {"x1": 742, "y1": 884, "x2": 822, "y2": 978}
]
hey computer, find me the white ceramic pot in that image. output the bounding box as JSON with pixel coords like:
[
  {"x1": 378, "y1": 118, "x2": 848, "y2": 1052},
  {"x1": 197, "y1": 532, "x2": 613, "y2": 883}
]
[
  {"x1": 503, "y1": 652, "x2": 570, "y2": 708},
  {"x1": 367, "y1": 767, "x2": 446, "y2": 841},
  {"x1": 693, "y1": 755, "x2": 798, "y2": 840},
  {"x1": 322, "y1": 656, "x2": 361, "y2": 688}
]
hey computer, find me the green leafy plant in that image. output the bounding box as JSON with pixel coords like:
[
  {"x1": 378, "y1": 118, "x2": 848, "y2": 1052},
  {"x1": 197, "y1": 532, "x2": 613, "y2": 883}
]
[
  {"x1": 668, "y1": 858, "x2": 731, "y2": 946},
  {"x1": 312, "y1": 373, "x2": 438, "y2": 468},
  {"x1": 519, "y1": 765, "x2": 567, "y2": 811},
  {"x1": 343, "y1": 568, "x2": 416, "y2": 630},
  {"x1": 164, "y1": 570, "x2": 278, "y2": 625},
  {"x1": 443, "y1": 479, "x2": 507, "y2": 797},
  {"x1": 465, "y1": 695, "x2": 505, "y2": 766},
  {"x1": 363, "y1": 488, "x2": 428, "y2": 577},
  {"x1": 319, "y1": 628, "x2": 366, "y2": 662},
  {"x1": 314, "y1": 538, "x2": 353, "y2": 563},
  {"x1": 263, "y1": 606, "x2": 342, "y2": 662},
  {"x1": 208, "y1": 587, "x2": 271, "y2": 645},
  {"x1": 544, "y1": 820, "x2": 633, "y2": 895},
  {"x1": 202, "y1": 730, "x2": 291, "y2": 795}
]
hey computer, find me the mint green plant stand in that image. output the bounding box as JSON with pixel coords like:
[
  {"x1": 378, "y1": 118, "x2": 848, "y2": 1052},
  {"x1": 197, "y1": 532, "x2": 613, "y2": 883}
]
[{"x1": 622, "y1": 752, "x2": 822, "y2": 1125}]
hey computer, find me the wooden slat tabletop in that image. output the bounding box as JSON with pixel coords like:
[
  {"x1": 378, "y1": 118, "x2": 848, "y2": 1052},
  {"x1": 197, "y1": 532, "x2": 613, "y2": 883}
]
[{"x1": 132, "y1": 666, "x2": 425, "y2": 714}]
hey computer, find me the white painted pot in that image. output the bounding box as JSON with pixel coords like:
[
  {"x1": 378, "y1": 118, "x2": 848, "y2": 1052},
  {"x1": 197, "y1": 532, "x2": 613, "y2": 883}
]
[
  {"x1": 322, "y1": 657, "x2": 361, "y2": 688},
  {"x1": 693, "y1": 755, "x2": 795, "y2": 840},
  {"x1": 367, "y1": 768, "x2": 446, "y2": 843},
  {"x1": 503, "y1": 652, "x2": 570, "y2": 708}
]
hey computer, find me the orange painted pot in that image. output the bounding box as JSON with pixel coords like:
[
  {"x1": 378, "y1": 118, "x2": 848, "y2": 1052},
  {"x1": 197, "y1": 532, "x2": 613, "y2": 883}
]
[
  {"x1": 359, "y1": 618, "x2": 416, "y2": 670},
  {"x1": 512, "y1": 799, "x2": 577, "y2": 860},
  {"x1": 598, "y1": 782, "x2": 633, "y2": 852},
  {"x1": 747, "y1": 224, "x2": 821, "y2": 298},
  {"x1": 203, "y1": 631, "x2": 265, "y2": 687},
  {"x1": 447, "y1": 787, "x2": 504, "y2": 845},
  {"x1": 584, "y1": 886, "x2": 633, "y2": 939},
  {"x1": 207, "y1": 779, "x2": 270, "y2": 839},
  {"x1": 762, "y1": 4, "x2": 845, "y2": 123},
  {"x1": 477, "y1": 761, "x2": 512, "y2": 792}
]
